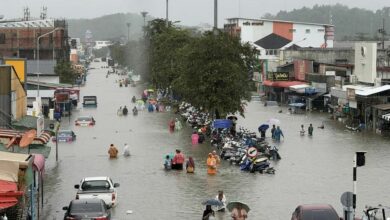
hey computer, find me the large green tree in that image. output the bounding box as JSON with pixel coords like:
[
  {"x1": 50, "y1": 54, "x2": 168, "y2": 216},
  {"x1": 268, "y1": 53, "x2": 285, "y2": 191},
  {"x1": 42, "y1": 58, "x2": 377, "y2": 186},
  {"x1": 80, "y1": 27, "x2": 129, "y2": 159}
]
[
  {"x1": 54, "y1": 61, "x2": 77, "y2": 84},
  {"x1": 173, "y1": 30, "x2": 258, "y2": 118}
]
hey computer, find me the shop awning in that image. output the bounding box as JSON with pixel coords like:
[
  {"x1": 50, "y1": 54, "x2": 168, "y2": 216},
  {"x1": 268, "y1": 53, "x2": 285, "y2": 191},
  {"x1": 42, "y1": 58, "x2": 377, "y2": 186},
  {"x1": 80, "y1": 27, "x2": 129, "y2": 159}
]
[
  {"x1": 373, "y1": 104, "x2": 390, "y2": 111},
  {"x1": 263, "y1": 80, "x2": 306, "y2": 88},
  {"x1": 356, "y1": 85, "x2": 390, "y2": 96},
  {"x1": 289, "y1": 84, "x2": 311, "y2": 91},
  {"x1": 382, "y1": 113, "x2": 390, "y2": 121},
  {"x1": 0, "y1": 180, "x2": 19, "y2": 209}
]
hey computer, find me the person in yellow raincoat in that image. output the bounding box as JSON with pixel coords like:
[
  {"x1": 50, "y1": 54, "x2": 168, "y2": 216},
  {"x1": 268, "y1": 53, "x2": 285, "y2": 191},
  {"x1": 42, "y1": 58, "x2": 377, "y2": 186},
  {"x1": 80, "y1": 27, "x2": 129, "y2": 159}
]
[
  {"x1": 108, "y1": 144, "x2": 118, "y2": 159},
  {"x1": 207, "y1": 153, "x2": 217, "y2": 175}
]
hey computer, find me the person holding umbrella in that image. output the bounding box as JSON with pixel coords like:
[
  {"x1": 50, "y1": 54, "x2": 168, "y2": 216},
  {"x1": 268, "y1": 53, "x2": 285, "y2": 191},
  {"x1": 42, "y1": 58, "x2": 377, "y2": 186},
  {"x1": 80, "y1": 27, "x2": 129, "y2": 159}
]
[
  {"x1": 202, "y1": 205, "x2": 215, "y2": 220},
  {"x1": 258, "y1": 124, "x2": 269, "y2": 139}
]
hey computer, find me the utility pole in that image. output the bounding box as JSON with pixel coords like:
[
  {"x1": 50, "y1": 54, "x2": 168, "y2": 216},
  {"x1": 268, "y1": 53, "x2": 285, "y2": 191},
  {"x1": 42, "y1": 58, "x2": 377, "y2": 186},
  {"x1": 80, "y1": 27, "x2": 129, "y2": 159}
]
[
  {"x1": 382, "y1": 18, "x2": 385, "y2": 50},
  {"x1": 166, "y1": 0, "x2": 169, "y2": 27},
  {"x1": 214, "y1": 0, "x2": 218, "y2": 29},
  {"x1": 126, "y1": 22, "x2": 131, "y2": 42},
  {"x1": 141, "y1": 11, "x2": 148, "y2": 36}
]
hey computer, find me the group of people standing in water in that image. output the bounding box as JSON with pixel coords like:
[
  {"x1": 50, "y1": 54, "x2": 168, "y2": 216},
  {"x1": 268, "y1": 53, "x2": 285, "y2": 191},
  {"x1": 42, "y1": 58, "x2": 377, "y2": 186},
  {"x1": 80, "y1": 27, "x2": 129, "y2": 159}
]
[
  {"x1": 164, "y1": 149, "x2": 195, "y2": 173},
  {"x1": 163, "y1": 149, "x2": 221, "y2": 175}
]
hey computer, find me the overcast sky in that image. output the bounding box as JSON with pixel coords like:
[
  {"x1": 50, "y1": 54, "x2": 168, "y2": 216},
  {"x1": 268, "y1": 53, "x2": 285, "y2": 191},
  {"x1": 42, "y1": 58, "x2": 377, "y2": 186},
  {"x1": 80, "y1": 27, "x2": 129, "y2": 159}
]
[{"x1": 1, "y1": 0, "x2": 389, "y2": 26}]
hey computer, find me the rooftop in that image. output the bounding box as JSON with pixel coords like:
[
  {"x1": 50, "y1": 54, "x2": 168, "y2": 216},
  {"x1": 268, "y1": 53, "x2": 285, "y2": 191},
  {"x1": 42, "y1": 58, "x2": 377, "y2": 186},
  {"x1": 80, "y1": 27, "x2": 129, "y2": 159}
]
[
  {"x1": 226, "y1": 17, "x2": 334, "y2": 27},
  {"x1": 0, "y1": 19, "x2": 54, "y2": 28}
]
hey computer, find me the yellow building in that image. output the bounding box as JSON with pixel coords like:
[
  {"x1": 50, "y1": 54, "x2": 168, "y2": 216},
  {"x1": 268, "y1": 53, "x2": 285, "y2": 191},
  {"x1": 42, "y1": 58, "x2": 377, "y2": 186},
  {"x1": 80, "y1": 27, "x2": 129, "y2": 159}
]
[{"x1": 0, "y1": 65, "x2": 27, "y2": 127}]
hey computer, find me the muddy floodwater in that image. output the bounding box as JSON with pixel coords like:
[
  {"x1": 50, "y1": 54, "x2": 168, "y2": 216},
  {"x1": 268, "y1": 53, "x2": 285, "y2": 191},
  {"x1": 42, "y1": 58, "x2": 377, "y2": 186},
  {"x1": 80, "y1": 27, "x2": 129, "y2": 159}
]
[{"x1": 42, "y1": 61, "x2": 390, "y2": 220}]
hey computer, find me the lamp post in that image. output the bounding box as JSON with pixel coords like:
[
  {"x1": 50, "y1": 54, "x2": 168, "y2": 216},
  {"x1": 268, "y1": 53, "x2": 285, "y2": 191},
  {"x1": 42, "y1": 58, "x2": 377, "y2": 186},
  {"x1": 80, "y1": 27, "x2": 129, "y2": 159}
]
[
  {"x1": 37, "y1": 27, "x2": 60, "y2": 97},
  {"x1": 166, "y1": 0, "x2": 169, "y2": 27},
  {"x1": 141, "y1": 11, "x2": 148, "y2": 27},
  {"x1": 126, "y1": 22, "x2": 131, "y2": 42},
  {"x1": 214, "y1": 0, "x2": 218, "y2": 29}
]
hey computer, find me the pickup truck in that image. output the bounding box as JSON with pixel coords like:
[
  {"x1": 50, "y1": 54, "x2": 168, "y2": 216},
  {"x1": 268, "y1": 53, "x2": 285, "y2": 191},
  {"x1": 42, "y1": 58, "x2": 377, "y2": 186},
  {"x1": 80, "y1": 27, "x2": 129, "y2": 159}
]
[{"x1": 74, "y1": 176, "x2": 120, "y2": 207}]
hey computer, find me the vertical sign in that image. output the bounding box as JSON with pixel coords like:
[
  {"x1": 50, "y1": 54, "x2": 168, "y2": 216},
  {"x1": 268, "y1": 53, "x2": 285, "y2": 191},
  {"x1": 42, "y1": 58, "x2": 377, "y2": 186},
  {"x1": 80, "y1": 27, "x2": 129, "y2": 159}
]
[{"x1": 37, "y1": 115, "x2": 44, "y2": 137}]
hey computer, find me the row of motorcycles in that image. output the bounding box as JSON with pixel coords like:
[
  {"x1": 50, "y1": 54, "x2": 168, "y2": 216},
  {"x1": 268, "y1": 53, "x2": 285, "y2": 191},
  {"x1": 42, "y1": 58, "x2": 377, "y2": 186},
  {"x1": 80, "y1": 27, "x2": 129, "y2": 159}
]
[{"x1": 178, "y1": 102, "x2": 280, "y2": 174}]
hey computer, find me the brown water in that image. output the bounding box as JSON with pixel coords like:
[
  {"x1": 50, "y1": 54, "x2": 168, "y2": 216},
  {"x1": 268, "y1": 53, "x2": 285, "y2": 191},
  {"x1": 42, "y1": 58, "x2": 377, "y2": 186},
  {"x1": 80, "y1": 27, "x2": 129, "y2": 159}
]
[{"x1": 42, "y1": 61, "x2": 390, "y2": 220}]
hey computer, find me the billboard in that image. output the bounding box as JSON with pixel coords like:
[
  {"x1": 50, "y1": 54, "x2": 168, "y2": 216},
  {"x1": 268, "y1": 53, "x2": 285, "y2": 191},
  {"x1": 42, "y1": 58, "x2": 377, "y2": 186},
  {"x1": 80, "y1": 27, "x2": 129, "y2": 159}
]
[
  {"x1": 55, "y1": 92, "x2": 70, "y2": 103},
  {"x1": 4, "y1": 58, "x2": 26, "y2": 83},
  {"x1": 294, "y1": 60, "x2": 313, "y2": 81},
  {"x1": 347, "y1": 88, "x2": 356, "y2": 101}
]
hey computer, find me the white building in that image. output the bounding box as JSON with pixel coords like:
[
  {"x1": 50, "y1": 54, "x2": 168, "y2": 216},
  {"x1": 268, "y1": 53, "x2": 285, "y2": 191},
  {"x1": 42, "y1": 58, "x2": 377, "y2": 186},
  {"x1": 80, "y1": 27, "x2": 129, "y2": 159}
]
[
  {"x1": 224, "y1": 18, "x2": 334, "y2": 60},
  {"x1": 93, "y1": 41, "x2": 112, "y2": 50}
]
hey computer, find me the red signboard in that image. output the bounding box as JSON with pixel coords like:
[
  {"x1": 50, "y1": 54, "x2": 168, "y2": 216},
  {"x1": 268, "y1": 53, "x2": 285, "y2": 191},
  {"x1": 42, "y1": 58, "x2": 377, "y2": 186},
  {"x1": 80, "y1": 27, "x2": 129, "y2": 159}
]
[
  {"x1": 294, "y1": 60, "x2": 313, "y2": 81},
  {"x1": 55, "y1": 92, "x2": 69, "y2": 103}
]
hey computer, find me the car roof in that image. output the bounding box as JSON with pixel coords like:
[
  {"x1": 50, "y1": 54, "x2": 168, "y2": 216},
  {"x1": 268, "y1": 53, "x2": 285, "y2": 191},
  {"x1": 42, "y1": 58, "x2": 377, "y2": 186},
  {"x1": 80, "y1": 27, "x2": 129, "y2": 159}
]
[
  {"x1": 83, "y1": 176, "x2": 109, "y2": 181},
  {"x1": 77, "y1": 116, "x2": 93, "y2": 119},
  {"x1": 299, "y1": 204, "x2": 336, "y2": 210},
  {"x1": 59, "y1": 130, "x2": 73, "y2": 133},
  {"x1": 71, "y1": 198, "x2": 104, "y2": 205}
]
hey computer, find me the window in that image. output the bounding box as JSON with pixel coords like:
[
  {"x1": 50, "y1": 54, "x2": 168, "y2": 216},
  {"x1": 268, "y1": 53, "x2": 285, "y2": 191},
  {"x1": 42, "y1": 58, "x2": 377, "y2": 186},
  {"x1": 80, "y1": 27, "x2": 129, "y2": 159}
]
[
  {"x1": 306, "y1": 29, "x2": 311, "y2": 34},
  {"x1": 0, "y1": 33, "x2": 5, "y2": 44},
  {"x1": 243, "y1": 21, "x2": 251, "y2": 26},
  {"x1": 318, "y1": 29, "x2": 325, "y2": 32},
  {"x1": 251, "y1": 22, "x2": 264, "y2": 26},
  {"x1": 289, "y1": 29, "x2": 296, "y2": 33}
]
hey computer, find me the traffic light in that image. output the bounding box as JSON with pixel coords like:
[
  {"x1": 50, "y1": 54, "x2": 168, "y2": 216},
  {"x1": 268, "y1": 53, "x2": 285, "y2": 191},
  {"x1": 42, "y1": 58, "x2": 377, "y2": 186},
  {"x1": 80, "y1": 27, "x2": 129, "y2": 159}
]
[{"x1": 356, "y1": 151, "x2": 366, "y2": 167}]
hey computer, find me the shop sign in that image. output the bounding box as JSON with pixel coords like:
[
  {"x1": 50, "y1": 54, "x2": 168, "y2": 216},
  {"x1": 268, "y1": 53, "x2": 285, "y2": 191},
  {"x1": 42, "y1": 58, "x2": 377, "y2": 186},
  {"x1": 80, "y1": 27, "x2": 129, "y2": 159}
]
[
  {"x1": 347, "y1": 88, "x2": 356, "y2": 101},
  {"x1": 268, "y1": 72, "x2": 289, "y2": 81}
]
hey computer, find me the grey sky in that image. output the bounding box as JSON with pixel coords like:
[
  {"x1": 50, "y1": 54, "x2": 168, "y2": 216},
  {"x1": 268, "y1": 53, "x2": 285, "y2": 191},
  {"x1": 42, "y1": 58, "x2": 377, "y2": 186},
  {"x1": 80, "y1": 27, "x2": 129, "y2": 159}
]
[{"x1": 2, "y1": 0, "x2": 389, "y2": 27}]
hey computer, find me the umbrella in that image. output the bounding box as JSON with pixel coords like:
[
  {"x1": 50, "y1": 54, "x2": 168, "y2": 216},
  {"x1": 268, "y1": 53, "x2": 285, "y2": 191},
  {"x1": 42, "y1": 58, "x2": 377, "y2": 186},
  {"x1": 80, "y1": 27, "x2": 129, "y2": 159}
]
[
  {"x1": 202, "y1": 199, "x2": 223, "y2": 206},
  {"x1": 258, "y1": 124, "x2": 269, "y2": 131},
  {"x1": 266, "y1": 118, "x2": 280, "y2": 125},
  {"x1": 226, "y1": 201, "x2": 250, "y2": 212},
  {"x1": 136, "y1": 99, "x2": 145, "y2": 105}
]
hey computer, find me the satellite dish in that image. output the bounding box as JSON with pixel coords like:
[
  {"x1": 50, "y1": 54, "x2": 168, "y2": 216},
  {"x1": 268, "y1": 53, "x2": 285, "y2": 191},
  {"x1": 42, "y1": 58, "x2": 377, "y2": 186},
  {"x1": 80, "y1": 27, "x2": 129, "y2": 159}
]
[{"x1": 19, "y1": 130, "x2": 37, "y2": 148}]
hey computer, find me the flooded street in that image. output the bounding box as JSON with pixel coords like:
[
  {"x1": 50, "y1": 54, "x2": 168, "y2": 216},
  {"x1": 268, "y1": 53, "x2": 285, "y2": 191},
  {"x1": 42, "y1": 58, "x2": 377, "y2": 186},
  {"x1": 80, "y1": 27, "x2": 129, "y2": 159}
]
[{"x1": 42, "y1": 61, "x2": 390, "y2": 220}]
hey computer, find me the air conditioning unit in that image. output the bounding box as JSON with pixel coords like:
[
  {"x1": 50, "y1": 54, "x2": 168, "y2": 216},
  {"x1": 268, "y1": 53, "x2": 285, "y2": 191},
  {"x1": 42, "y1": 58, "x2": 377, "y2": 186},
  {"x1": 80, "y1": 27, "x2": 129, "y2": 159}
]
[
  {"x1": 350, "y1": 75, "x2": 358, "y2": 84},
  {"x1": 375, "y1": 78, "x2": 382, "y2": 87}
]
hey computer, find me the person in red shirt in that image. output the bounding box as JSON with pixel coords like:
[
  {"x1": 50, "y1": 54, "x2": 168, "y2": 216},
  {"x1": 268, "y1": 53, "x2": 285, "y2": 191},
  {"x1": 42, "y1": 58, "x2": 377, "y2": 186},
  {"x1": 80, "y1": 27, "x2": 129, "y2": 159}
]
[{"x1": 172, "y1": 149, "x2": 185, "y2": 170}]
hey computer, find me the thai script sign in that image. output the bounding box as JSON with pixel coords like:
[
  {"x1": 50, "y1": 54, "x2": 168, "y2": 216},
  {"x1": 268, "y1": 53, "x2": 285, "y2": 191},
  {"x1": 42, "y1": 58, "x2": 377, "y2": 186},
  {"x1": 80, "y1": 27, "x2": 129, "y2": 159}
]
[{"x1": 268, "y1": 72, "x2": 289, "y2": 81}]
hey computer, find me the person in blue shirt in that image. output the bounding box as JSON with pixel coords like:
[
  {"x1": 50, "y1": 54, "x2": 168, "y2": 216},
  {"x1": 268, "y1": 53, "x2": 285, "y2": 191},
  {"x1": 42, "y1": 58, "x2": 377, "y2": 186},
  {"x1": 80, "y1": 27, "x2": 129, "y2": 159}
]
[
  {"x1": 164, "y1": 155, "x2": 171, "y2": 170},
  {"x1": 274, "y1": 126, "x2": 284, "y2": 142}
]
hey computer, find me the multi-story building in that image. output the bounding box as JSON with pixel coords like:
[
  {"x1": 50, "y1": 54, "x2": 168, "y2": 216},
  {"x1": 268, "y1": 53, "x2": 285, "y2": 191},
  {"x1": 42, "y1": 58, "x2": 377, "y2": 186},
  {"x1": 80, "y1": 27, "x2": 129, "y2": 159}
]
[
  {"x1": 93, "y1": 41, "x2": 112, "y2": 50},
  {"x1": 224, "y1": 18, "x2": 334, "y2": 60},
  {"x1": 0, "y1": 18, "x2": 70, "y2": 61}
]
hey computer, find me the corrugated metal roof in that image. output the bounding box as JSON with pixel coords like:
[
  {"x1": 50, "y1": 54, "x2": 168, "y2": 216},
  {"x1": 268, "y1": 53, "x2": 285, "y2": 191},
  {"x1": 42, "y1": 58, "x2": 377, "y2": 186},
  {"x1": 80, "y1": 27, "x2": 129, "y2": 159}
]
[
  {"x1": 355, "y1": 85, "x2": 390, "y2": 96},
  {"x1": 0, "y1": 19, "x2": 54, "y2": 28}
]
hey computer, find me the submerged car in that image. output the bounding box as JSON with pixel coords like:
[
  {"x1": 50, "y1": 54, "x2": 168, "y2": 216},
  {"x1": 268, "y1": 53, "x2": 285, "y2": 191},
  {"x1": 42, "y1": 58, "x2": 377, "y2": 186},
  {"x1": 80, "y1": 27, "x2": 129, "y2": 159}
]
[
  {"x1": 75, "y1": 116, "x2": 96, "y2": 127},
  {"x1": 53, "y1": 130, "x2": 76, "y2": 142},
  {"x1": 63, "y1": 199, "x2": 111, "y2": 220},
  {"x1": 83, "y1": 96, "x2": 98, "y2": 107},
  {"x1": 291, "y1": 204, "x2": 341, "y2": 220}
]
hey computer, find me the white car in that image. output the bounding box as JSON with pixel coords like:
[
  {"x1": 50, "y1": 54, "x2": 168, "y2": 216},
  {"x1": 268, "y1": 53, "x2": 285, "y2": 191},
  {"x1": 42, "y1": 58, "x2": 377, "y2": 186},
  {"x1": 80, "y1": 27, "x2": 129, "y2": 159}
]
[
  {"x1": 74, "y1": 176, "x2": 119, "y2": 207},
  {"x1": 75, "y1": 116, "x2": 96, "y2": 127}
]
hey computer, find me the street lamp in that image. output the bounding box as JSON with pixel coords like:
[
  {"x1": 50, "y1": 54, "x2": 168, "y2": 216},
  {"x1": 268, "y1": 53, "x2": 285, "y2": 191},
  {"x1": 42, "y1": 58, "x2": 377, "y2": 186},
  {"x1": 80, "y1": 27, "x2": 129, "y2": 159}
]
[
  {"x1": 166, "y1": 0, "x2": 169, "y2": 27},
  {"x1": 37, "y1": 27, "x2": 60, "y2": 97},
  {"x1": 141, "y1": 11, "x2": 148, "y2": 27},
  {"x1": 126, "y1": 22, "x2": 131, "y2": 42}
]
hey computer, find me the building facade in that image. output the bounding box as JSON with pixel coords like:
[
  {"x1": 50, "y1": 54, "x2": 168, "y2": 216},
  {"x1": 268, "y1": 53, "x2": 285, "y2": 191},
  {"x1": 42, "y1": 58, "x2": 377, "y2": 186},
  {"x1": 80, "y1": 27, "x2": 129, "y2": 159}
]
[
  {"x1": 224, "y1": 18, "x2": 334, "y2": 60},
  {"x1": 0, "y1": 19, "x2": 70, "y2": 61},
  {"x1": 0, "y1": 65, "x2": 27, "y2": 127}
]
